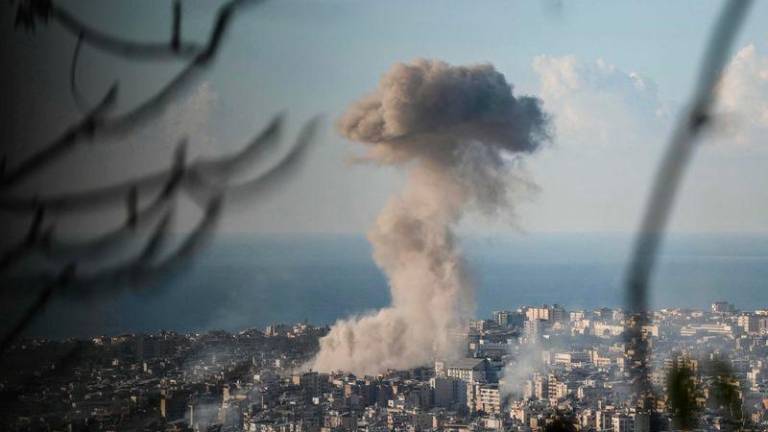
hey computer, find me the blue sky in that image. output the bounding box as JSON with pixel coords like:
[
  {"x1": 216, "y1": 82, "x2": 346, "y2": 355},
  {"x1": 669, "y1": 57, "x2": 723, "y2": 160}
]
[{"x1": 19, "y1": 1, "x2": 768, "y2": 234}]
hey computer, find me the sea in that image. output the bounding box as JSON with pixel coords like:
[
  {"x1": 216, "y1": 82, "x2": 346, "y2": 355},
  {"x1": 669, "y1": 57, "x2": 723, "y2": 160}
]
[{"x1": 18, "y1": 232, "x2": 768, "y2": 339}]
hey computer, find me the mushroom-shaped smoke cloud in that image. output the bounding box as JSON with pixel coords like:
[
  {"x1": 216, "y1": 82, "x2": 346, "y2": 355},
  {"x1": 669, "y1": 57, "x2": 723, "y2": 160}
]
[{"x1": 311, "y1": 59, "x2": 551, "y2": 376}]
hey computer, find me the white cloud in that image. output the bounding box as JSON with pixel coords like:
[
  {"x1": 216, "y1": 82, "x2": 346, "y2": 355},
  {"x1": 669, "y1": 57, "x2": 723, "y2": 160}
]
[
  {"x1": 533, "y1": 45, "x2": 768, "y2": 152},
  {"x1": 532, "y1": 55, "x2": 668, "y2": 149},
  {"x1": 519, "y1": 51, "x2": 768, "y2": 234},
  {"x1": 513, "y1": 55, "x2": 672, "y2": 233},
  {"x1": 716, "y1": 44, "x2": 768, "y2": 146}
]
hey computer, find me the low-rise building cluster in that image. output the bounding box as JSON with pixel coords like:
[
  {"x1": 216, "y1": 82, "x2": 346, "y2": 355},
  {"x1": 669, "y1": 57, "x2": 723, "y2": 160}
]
[{"x1": 2, "y1": 302, "x2": 768, "y2": 431}]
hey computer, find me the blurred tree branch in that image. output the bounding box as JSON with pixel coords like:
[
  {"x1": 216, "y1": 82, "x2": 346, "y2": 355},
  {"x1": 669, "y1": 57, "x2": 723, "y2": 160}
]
[
  {"x1": 623, "y1": 0, "x2": 752, "y2": 413},
  {"x1": 1, "y1": 0, "x2": 318, "y2": 355}
]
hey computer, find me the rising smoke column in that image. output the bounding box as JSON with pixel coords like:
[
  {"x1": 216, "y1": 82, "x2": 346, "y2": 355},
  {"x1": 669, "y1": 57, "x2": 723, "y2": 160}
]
[{"x1": 311, "y1": 59, "x2": 550, "y2": 376}]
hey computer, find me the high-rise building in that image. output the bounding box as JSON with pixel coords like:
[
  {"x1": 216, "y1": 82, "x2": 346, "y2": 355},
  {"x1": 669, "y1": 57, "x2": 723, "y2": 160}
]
[
  {"x1": 551, "y1": 304, "x2": 567, "y2": 323},
  {"x1": 759, "y1": 316, "x2": 768, "y2": 335},
  {"x1": 472, "y1": 384, "x2": 501, "y2": 414},
  {"x1": 435, "y1": 358, "x2": 488, "y2": 383},
  {"x1": 524, "y1": 319, "x2": 548, "y2": 341},
  {"x1": 493, "y1": 310, "x2": 524, "y2": 328},
  {"x1": 493, "y1": 310, "x2": 511, "y2": 327},
  {"x1": 546, "y1": 374, "x2": 570, "y2": 401},
  {"x1": 613, "y1": 413, "x2": 635, "y2": 432},
  {"x1": 711, "y1": 301, "x2": 736, "y2": 314},
  {"x1": 534, "y1": 374, "x2": 548, "y2": 400},
  {"x1": 524, "y1": 304, "x2": 567, "y2": 324},
  {"x1": 737, "y1": 314, "x2": 759, "y2": 334},
  {"x1": 468, "y1": 319, "x2": 494, "y2": 332},
  {"x1": 526, "y1": 305, "x2": 551, "y2": 322},
  {"x1": 522, "y1": 375, "x2": 549, "y2": 400},
  {"x1": 596, "y1": 410, "x2": 613, "y2": 432}
]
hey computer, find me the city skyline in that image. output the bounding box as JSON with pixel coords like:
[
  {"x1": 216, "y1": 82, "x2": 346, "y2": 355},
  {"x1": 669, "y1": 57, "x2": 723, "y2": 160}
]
[{"x1": 4, "y1": 300, "x2": 768, "y2": 430}]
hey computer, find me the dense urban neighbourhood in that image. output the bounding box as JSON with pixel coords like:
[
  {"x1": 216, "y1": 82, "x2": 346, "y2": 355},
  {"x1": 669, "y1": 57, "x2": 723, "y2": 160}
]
[{"x1": 2, "y1": 302, "x2": 768, "y2": 432}]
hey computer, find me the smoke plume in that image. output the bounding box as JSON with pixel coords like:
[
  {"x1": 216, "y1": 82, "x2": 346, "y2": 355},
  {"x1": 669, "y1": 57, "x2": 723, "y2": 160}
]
[
  {"x1": 500, "y1": 343, "x2": 545, "y2": 400},
  {"x1": 311, "y1": 59, "x2": 550, "y2": 375}
]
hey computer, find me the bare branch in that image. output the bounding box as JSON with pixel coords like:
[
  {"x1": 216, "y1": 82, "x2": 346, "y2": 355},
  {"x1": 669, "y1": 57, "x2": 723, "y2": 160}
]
[
  {"x1": 0, "y1": 84, "x2": 118, "y2": 189},
  {"x1": 47, "y1": 0, "x2": 264, "y2": 61},
  {"x1": 56, "y1": 196, "x2": 222, "y2": 300},
  {"x1": 0, "y1": 203, "x2": 172, "y2": 352},
  {"x1": 189, "y1": 116, "x2": 321, "y2": 206},
  {"x1": 40, "y1": 159, "x2": 183, "y2": 262},
  {"x1": 0, "y1": 264, "x2": 76, "y2": 356},
  {"x1": 0, "y1": 114, "x2": 283, "y2": 213},
  {"x1": 49, "y1": 3, "x2": 199, "y2": 60},
  {"x1": 126, "y1": 187, "x2": 138, "y2": 229},
  {"x1": 0, "y1": 141, "x2": 186, "y2": 270},
  {"x1": 136, "y1": 210, "x2": 174, "y2": 265},
  {"x1": 68, "y1": 31, "x2": 91, "y2": 114},
  {"x1": 1, "y1": 0, "x2": 317, "y2": 362},
  {"x1": 1, "y1": 115, "x2": 307, "y2": 271},
  {"x1": 3, "y1": 0, "x2": 263, "y2": 190},
  {"x1": 25, "y1": 205, "x2": 45, "y2": 244},
  {"x1": 171, "y1": 0, "x2": 182, "y2": 52}
]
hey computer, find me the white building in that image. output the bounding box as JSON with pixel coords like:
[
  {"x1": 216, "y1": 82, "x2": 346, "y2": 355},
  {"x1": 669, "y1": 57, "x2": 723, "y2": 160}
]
[{"x1": 435, "y1": 358, "x2": 488, "y2": 383}]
